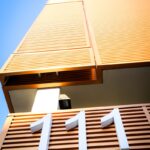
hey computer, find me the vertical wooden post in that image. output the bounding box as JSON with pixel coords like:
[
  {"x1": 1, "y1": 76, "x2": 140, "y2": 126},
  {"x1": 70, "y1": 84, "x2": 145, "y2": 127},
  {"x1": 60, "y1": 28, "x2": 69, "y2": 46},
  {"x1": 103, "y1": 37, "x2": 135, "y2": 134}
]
[
  {"x1": 2, "y1": 86, "x2": 14, "y2": 113},
  {"x1": 0, "y1": 115, "x2": 13, "y2": 148}
]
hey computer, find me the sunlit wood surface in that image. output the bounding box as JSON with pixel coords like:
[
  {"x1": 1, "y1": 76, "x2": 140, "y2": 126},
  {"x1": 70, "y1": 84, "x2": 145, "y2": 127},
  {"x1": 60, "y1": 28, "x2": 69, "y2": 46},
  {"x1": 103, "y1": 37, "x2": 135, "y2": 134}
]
[
  {"x1": 85, "y1": 0, "x2": 150, "y2": 67},
  {"x1": 0, "y1": 1, "x2": 95, "y2": 75},
  {"x1": 0, "y1": 0, "x2": 150, "y2": 88}
]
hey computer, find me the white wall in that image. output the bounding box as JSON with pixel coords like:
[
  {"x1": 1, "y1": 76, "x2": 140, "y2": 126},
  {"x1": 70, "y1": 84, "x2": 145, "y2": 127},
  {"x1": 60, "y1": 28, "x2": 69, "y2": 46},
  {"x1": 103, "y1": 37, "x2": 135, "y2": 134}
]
[
  {"x1": 61, "y1": 66, "x2": 150, "y2": 108},
  {"x1": 10, "y1": 67, "x2": 150, "y2": 112}
]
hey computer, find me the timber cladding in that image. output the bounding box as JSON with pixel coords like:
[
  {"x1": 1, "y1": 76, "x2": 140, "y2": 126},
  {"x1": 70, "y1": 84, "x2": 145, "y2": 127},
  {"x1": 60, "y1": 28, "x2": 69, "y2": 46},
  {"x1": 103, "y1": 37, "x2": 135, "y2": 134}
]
[
  {"x1": 1, "y1": 0, "x2": 150, "y2": 78},
  {"x1": 0, "y1": 0, "x2": 99, "y2": 89},
  {"x1": 4, "y1": 49, "x2": 94, "y2": 73},
  {"x1": 0, "y1": 0, "x2": 150, "y2": 90},
  {"x1": 0, "y1": 0, "x2": 94, "y2": 75},
  {"x1": 85, "y1": 0, "x2": 150, "y2": 67},
  {"x1": 0, "y1": 103, "x2": 150, "y2": 149}
]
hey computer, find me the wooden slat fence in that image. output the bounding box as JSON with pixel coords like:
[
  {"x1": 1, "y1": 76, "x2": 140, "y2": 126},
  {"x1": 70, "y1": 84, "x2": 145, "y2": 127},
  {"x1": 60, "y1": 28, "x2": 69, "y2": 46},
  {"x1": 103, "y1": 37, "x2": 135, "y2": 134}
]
[{"x1": 0, "y1": 103, "x2": 150, "y2": 149}]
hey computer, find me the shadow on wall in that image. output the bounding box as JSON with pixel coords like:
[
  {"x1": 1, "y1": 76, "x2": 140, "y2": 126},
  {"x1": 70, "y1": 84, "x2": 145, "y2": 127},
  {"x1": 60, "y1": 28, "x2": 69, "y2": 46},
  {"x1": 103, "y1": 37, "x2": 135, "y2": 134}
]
[
  {"x1": 9, "y1": 67, "x2": 150, "y2": 112},
  {"x1": 61, "y1": 66, "x2": 150, "y2": 108}
]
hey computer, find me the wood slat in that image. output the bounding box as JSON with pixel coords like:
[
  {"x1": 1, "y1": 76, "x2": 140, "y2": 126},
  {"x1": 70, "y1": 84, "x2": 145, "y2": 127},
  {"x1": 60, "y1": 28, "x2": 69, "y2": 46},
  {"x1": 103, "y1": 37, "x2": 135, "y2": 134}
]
[
  {"x1": 1, "y1": 2, "x2": 95, "y2": 76},
  {"x1": 17, "y1": 2, "x2": 90, "y2": 53},
  {"x1": 85, "y1": 0, "x2": 150, "y2": 67},
  {"x1": 4, "y1": 48, "x2": 94, "y2": 73},
  {"x1": 1, "y1": 103, "x2": 150, "y2": 149}
]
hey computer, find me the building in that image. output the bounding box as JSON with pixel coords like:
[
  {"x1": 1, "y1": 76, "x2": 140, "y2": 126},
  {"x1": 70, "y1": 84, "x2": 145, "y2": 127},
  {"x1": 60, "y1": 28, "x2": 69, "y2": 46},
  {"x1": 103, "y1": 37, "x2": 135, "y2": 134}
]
[{"x1": 0, "y1": 0, "x2": 150, "y2": 149}]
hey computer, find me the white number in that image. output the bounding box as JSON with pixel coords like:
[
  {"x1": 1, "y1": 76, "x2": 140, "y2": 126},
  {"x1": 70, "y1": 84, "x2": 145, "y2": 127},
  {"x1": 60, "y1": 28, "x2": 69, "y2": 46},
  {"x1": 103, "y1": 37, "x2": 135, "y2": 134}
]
[
  {"x1": 30, "y1": 114, "x2": 52, "y2": 150},
  {"x1": 30, "y1": 109, "x2": 129, "y2": 150},
  {"x1": 65, "y1": 111, "x2": 87, "y2": 150},
  {"x1": 101, "y1": 108, "x2": 129, "y2": 150}
]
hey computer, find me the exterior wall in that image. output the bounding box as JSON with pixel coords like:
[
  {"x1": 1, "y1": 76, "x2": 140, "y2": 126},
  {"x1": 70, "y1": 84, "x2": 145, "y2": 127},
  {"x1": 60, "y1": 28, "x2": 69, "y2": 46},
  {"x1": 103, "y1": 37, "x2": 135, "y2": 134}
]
[
  {"x1": 0, "y1": 0, "x2": 150, "y2": 112},
  {"x1": 0, "y1": 0, "x2": 95, "y2": 75},
  {"x1": 85, "y1": 0, "x2": 150, "y2": 67},
  {"x1": 1, "y1": 0, "x2": 149, "y2": 76},
  {"x1": 8, "y1": 67, "x2": 150, "y2": 112},
  {"x1": 0, "y1": 103, "x2": 150, "y2": 149}
]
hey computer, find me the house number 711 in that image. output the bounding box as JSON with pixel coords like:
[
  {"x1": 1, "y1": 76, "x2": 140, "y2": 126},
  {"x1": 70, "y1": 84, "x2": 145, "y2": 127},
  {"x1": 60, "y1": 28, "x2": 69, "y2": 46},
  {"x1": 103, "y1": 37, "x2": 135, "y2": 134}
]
[{"x1": 30, "y1": 109, "x2": 129, "y2": 150}]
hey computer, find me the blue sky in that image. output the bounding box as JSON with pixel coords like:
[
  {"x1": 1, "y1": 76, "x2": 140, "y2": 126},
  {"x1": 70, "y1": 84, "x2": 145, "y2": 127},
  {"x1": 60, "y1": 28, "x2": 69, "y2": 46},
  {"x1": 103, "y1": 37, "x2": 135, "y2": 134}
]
[{"x1": 0, "y1": 0, "x2": 46, "y2": 130}]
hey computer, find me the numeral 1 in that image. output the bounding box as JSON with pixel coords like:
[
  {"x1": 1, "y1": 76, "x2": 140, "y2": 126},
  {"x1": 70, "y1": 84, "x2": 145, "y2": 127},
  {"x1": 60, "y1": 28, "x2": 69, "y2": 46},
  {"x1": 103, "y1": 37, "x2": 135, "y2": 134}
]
[
  {"x1": 65, "y1": 111, "x2": 87, "y2": 150},
  {"x1": 101, "y1": 108, "x2": 129, "y2": 150},
  {"x1": 30, "y1": 114, "x2": 52, "y2": 150}
]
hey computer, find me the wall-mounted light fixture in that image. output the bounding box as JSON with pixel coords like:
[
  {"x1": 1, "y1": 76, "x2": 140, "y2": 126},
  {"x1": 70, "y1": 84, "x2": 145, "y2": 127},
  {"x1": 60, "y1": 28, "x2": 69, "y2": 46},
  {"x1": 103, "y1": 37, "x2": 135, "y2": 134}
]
[{"x1": 59, "y1": 94, "x2": 71, "y2": 109}]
